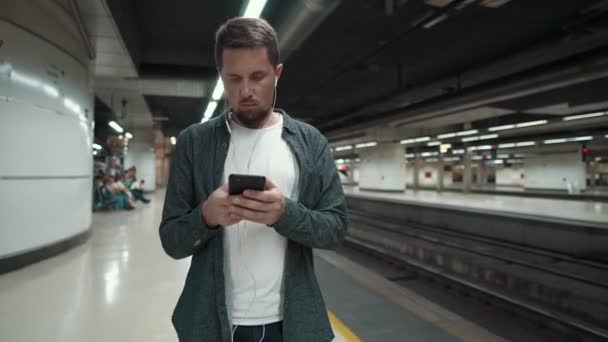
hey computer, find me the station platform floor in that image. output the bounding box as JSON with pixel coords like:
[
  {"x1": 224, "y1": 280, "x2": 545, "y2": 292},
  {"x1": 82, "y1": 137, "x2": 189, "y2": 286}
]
[
  {"x1": 0, "y1": 190, "x2": 502, "y2": 342},
  {"x1": 343, "y1": 185, "x2": 608, "y2": 227}
]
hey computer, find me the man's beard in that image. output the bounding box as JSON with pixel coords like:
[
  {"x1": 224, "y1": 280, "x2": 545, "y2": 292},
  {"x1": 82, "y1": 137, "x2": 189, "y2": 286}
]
[{"x1": 233, "y1": 105, "x2": 272, "y2": 128}]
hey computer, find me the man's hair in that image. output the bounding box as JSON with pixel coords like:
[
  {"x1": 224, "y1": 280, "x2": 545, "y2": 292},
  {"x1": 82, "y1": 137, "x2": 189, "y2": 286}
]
[{"x1": 214, "y1": 17, "x2": 280, "y2": 69}]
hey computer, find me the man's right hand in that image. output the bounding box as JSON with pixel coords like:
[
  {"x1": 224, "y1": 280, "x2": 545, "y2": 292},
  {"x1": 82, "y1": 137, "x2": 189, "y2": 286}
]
[{"x1": 201, "y1": 184, "x2": 243, "y2": 227}]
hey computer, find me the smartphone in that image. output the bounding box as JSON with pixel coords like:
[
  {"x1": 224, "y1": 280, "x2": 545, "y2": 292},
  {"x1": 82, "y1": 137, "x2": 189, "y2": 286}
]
[{"x1": 228, "y1": 174, "x2": 266, "y2": 195}]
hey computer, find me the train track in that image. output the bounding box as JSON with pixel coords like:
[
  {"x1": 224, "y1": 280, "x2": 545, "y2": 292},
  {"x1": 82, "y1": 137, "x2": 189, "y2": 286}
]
[{"x1": 346, "y1": 209, "x2": 608, "y2": 341}]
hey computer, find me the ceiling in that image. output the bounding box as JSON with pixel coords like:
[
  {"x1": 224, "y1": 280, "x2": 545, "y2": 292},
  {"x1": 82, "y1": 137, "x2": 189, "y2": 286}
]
[{"x1": 101, "y1": 0, "x2": 608, "y2": 138}]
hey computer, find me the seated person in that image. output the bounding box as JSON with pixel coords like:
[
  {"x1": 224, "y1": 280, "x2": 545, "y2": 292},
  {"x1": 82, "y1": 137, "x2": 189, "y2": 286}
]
[
  {"x1": 130, "y1": 179, "x2": 151, "y2": 203},
  {"x1": 101, "y1": 177, "x2": 133, "y2": 210},
  {"x1": 111, "y1": 175, "x2": 137, "y2": 209}
]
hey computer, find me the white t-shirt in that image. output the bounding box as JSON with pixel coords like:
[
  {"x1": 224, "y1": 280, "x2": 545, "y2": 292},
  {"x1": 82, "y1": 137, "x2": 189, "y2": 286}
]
[{"x1": 223, "y1": 113, "x2": 299, "y2": 326}]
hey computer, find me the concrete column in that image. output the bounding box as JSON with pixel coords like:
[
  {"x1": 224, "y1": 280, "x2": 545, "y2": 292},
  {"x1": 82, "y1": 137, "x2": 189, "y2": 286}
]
[
  {"x1": 358, "y1": 143, "x2": 406, "y2": 192},
  {"x1": 463, "y1": 151, "x2": 472, "y2": 192},
  {"x1": 476, "y1": 161, "x2": 487, "y2": 186},
  {"x1": 437, "y1": 152, "x2": 445, "y2": 191},
  {"x1": 413, "y1": 150, "x2": 421, "y2": 190}
]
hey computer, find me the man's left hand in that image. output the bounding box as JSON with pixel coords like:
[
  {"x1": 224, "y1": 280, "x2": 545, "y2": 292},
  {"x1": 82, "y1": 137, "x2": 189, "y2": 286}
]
[{"x1": 229, "y1": 179, "x2": 286, "y2": 225}]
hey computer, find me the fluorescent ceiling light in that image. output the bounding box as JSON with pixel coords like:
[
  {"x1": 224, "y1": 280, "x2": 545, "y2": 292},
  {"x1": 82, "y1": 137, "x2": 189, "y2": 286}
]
[
  {"x1": 427, "y1": 141, "x2": 441, "y2": 146},
  {"x1": 243, "y1": 0, "x2": 268, "y2": 18},
  {"x1": 516, "y1": 141, "x2": 535, "y2": 147},
  {"x1": 108, "y1": 121, "x2": 124, "y2": 133},
  {"x1": 452, "y1": 149, "x2": 465, "y2": 154},
  {"x1": 420, "y1": 152, "x2": 439, "y2": 157},
  {"x1": 437, "y1": 132, "x2": 457, "y2": 139},
  {"x1": 125, "y1": 132, "x2": 133, "y2": 139},
  {"x1": 491, "y1": 159, "x2": 504, "y2": 164},
  {"x1": 480, "y1": 134, "x2": 499, "y2": 140},
  {"x1": 425, "y1": 158, "x2": 439, "y2": 162},
  {"x1": 475, "y1": 145, "x2": 493, "y2": 151},
  {"x1": 462, "y1": 136, "x2": 479, "y2": 142},
  {"x1": 489, "y1": 124, "x2": 515, "y2": 132},
  {"x1": 405, "y1": 153, "x2": 416, "y2": 158},
  {"x1": 92, "y1": 143, "x2": 102, "y2": 150},
  {"x1": 93, "y1": 150, "x2": 98, "y2": 156},
  {"x1": 472, "y1": 155, "x2": 483, "y2": 160},
  {"x1": 498, "y1": 143, "x2": 515, "y2": 148},
  {"x1": 563, "y1": 112, "x2": 605, "y2": 121},
  {"x1": 544, "y1": 138, "x2": 567, "y2": 144},
  {"x1": 444, "y1": 157, "x2": 460, "y2": 162},
  {"x1": 400, "y1": 136, "x2": 430, "y2": 144},
  {"x1": 355, "y1": 142, "x2": 377, "y2": 148},
  {"x1": 544, "y1": 136, "x2": 593, "y2": 145},
  {"x1": 170, "y1": 136, "x2": 176, "y2": 145},
  {"x1": 507, "y1": 159, "x2": 523, "y2": 163},
  {"x1": 497, "y1": 154, "x2": 510, "y2": 159},
  {"x1": 203, "y1": 101, "x2": 218, "y2": 121},
  {"x1": 456, "y1": 130, "x2": 478, "y2": 136},
  {"x1": 212, "y1": 79, "x2": 224, "y2": 101},
  {"x1": 516, "y1": 120, "x2": 547, "y2": 128},
  {"x1": 335, "y1": 145, "x2": 353, "y2": 151}
]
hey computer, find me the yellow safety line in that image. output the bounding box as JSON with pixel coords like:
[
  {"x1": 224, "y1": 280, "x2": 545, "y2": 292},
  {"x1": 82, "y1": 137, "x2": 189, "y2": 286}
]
[{"x1": 328, "y1": 310, "x2": 362, "y2": 342}]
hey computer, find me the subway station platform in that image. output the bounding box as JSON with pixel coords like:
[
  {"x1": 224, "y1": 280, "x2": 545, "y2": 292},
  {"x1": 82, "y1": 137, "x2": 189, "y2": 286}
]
[
  {"x1": 0, "y1": 190, "x2": 502, "y2": 342},
  {"x1": 344, "y1": 185, "x2": 608, "y2": 227}
]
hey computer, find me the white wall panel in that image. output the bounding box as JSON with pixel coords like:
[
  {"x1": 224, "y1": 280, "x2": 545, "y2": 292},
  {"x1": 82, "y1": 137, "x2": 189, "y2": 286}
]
[
  {"x1": 358, "y1": 144, "x2": 406, "y2": 191},
  {"x1": 0, "y1": 20, "x2": 93, "y2": 258},
  {"x1": 523, "y1": 152, "x2": 586, "y2": 190}
]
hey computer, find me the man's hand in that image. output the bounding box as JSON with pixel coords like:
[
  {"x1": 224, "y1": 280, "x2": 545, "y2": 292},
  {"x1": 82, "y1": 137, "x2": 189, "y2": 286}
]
[
  {"x1": 229, "y1": 179, "x2": 285, "y2": 225},
  {"x1": 202, "y1": 184, "x2": 243, "y2": 227}
]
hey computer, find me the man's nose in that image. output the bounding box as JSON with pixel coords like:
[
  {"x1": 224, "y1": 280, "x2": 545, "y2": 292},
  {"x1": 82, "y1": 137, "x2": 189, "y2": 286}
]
[{"x1": 239, "y1": 81, "x2": 253, "y2": 98}]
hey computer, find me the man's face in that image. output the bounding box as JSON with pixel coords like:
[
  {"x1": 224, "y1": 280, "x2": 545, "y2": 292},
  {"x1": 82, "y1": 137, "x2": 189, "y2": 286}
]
[{"x1": 220, "y1": 47, "x2": 283, "y2": 127}]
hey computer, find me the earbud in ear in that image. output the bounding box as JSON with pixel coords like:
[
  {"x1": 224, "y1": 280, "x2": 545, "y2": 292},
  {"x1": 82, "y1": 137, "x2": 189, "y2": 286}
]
[{"x1": 274, "y1": 78, "x2": 278, "y2": 87}]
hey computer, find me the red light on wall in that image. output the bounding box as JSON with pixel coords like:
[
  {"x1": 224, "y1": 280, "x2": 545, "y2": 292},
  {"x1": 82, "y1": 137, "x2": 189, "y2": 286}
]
[{"x1": 582, "y1": 147, "x2": 589, "y2": 154}]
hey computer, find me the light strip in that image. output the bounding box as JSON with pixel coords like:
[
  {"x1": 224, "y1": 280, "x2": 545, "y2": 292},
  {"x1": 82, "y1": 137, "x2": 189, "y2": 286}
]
[
  {"x1": 456, "y1": 129, "x2": 478, "y2": 136},
  {"x1": 507, "y1": 159, "x2": 523, "y2": 163},
  {"x1": 489, "y1": 124, "x2": 515, "y2": 132},
  {"x1": 480, "y1": 134, "x2": 499, "y2": 140},
  {"x1": 108, "y1": 121, "x2": 124, "y2": 133},
  {"x1": 405, "y1": 153, "x2": 416, "y2": 158},
  {"x1": 462, "y1": 136, "x2": 479, "y2": 142},
  {"x1": 125, "y1": 132, "x2": 133, "y2": 139},
  {"x1": 437, "y1": 132, "x2": 457, "y2": 139},
  {"x1": 243, "y1": 0, "x2": 268, "y2": 18},
  {"x1": 427, "y1": 141, "x2": 441, "y2": 146},
  {"x1": 498, "y1": 143, "x2": 515, "y2": 148},
  {"x1": 400, "y1": 136, "x2": 431, "y2": 144},
  {"x1": 544, "y1": 136, "x2": 593, "y2": 144},
  {"x1": 335, "y1": 145, "x2": 353, "y2": 151},
  {"x1": 425, "y1": 158, "x2": 439, "y2": 162},
  {"x1": 170, "y1": 137, "x2": 177, "y2": 145},
  {"x1": 203, "y1": 101, "x2": 218, "y2": 121},
  {"x1": 516, "y1": 120, "x2": 547, "y2": 128},
  {"x1": 516, "y1": 141, "x2": 535, "y2": 147},
  {"x1": 211, "y1": 79, "x2": 224, "y2": 101},
  {"x1": 92, "y1": 143, "x2": 102, "y2": 150},
  {"x1": 452, "y1": 149, "x2": 465, "y2": 154},
  {"x1": 420, "y1": 152, "x2": 439, "y2": 157},
  {"x1": 563, "y1": 112, "x2": 605, "y2": 121},
  {"x1": 472, "y1": 155, "x2": 483, "y2": 160},
  {"x1": 355, "y1": 142, "x2": 377, "y2": 148},
  {"x1": 497, "y1": 154, "x2": 510, "y2": 159}
]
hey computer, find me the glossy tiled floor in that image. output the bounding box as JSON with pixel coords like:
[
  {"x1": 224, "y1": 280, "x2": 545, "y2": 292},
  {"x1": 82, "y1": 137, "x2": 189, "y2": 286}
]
[{"x1": 0, "y1": 190, "x2": 358, "y2": 342}]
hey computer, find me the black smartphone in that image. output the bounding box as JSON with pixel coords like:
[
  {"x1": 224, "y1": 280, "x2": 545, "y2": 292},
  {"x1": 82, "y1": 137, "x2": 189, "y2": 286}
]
[{"x1": 228, "y1": 174, "x2": 266, "y2": 195}]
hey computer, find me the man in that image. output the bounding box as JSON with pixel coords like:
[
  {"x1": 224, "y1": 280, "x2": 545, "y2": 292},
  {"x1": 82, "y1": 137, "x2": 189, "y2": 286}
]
[{"x1": 159, "y1": 17, "x2": 347, "y2": 342}]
